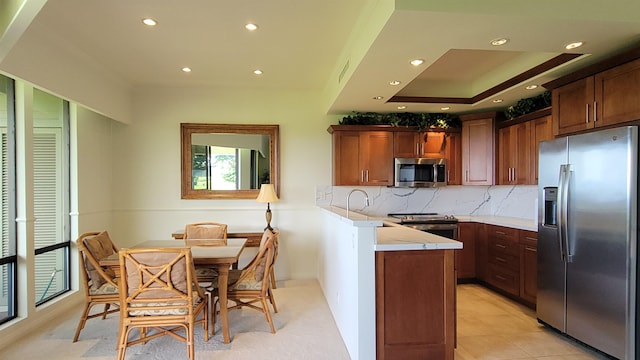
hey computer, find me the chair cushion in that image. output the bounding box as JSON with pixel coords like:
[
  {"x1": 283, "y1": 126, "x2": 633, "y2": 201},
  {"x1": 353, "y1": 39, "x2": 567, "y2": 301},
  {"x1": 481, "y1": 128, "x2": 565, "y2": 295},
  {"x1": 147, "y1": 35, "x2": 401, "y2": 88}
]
[
  {"x1": 128, "y1": 294, "x2": 203, "y2": 316},
  {"x1": 195, "y1": 267, "x2": 218, "y2": 278},
  {"x1": 83, "y1": 231, "x2": 116, "y2": 290},
  {"x1": 89, "y1": 279, "x2": 119, "y2": 295}
]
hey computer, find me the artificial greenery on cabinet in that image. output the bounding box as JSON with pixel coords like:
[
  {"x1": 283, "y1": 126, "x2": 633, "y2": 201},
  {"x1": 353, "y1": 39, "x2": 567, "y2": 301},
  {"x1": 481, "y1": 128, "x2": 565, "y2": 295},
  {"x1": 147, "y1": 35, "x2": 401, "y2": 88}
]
[
  {"x1": 339, "y1": 112, "x2": 461, "y2": 131},
  {"x1": 504, "y1": 91, "x2": 551, "y2": 120}
]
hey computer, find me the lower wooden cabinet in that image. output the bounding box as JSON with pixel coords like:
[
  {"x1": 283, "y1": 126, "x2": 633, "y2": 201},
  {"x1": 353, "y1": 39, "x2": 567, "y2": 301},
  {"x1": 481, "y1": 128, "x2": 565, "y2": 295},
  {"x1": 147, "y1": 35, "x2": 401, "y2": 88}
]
[
  {"x1": 455, "y1": 222, "x2": 476, "y2": 280},
  {"x1": 473, "y1": 224, "x2": 538, "y2": 307},
  {"x1": 519, "y1": 230, "x2": 538, "y2": 305},
  {"x1": 376, "y1": 250, "x2": 456, "y2": 360}
]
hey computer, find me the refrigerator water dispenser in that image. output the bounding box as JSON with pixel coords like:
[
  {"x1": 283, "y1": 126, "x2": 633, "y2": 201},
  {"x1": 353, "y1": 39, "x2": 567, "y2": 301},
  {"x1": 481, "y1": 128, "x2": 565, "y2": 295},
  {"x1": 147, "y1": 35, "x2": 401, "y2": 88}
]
[{"x1": 543, "y1": 187, "x2": 557, "y2": 226}]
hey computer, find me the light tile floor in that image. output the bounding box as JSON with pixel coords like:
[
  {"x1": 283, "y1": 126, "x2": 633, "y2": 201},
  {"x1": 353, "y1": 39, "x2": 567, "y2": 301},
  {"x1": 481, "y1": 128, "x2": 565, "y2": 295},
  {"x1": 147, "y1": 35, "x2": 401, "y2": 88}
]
[{"x1": 455, "y1": 284, "x2": 611, "y2": 360}]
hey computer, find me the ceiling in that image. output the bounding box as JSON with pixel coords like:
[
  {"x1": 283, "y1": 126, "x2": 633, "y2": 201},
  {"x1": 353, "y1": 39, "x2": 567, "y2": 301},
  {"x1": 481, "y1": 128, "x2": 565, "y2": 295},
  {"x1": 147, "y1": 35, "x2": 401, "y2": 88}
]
[{"x1": 11, "y1": 0, "x2": 640, "y2": 116}]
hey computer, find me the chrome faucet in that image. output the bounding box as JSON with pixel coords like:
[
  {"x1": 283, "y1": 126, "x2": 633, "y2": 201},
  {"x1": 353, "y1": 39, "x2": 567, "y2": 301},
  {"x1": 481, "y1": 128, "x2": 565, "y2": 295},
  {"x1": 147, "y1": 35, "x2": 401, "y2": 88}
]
[{"x1": 346, "y1": 189, "x2": 370, "y2": 217}]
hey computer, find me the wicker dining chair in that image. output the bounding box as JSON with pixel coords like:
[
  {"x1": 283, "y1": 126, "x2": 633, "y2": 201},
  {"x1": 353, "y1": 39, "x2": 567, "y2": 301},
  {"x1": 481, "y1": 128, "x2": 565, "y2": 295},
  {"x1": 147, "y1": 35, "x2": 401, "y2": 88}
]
[
  {"x1": 73, "y1": 231, "x2": 120, "y2": 343},
  {"x1": 211, "y1": 230, "x2": 279, "y2": 334},
  {"x1": 116, "y1": 247, "x2": 208, "y2": 360}
]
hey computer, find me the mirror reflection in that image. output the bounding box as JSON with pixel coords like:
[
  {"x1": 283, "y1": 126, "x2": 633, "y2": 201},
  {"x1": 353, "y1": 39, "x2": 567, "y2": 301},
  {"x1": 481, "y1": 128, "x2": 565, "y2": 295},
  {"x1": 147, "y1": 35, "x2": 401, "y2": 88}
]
[{"x1": 181, "y1": 123, "x2": 279, "y2": 199}]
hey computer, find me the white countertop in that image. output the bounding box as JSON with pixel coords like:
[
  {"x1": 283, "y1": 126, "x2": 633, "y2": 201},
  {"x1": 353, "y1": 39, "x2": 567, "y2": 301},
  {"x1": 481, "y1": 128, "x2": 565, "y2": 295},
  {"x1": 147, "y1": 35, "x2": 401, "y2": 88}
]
[
  {"x1": 375, "y1": 222, "x2": 462, "y2": 251},
  {"x1": 456, "y1": 215, "x2": 537, "y2": 232},
  {"x1": 319, "y1": 206, "x2": 462, "y2": 251}
]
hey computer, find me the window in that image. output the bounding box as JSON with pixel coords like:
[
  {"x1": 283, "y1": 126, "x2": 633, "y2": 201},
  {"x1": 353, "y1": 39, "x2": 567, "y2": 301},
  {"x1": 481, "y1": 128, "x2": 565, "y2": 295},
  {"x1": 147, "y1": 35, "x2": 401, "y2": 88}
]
[
  {"x1": 0, "y1": 74, "x2": 16, "y2": 324},
  {"x1": 32, "y1": 89, "x2": 70, "y2": 305}
]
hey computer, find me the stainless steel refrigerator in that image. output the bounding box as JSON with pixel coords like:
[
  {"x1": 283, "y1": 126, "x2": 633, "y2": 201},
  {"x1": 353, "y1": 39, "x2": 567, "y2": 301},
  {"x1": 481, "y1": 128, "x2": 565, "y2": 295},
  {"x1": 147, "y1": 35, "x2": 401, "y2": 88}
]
[{"x1": 538, "y1": 126, "x2": 637, "y2": 360}]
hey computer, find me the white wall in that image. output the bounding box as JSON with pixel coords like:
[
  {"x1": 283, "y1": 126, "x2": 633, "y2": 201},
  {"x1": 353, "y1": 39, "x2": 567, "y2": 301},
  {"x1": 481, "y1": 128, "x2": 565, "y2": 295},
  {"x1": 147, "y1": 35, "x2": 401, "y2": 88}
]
[
  {"x1": 74, "y1": 105, "x2": 115, "y2": 235},
  {"x1": 108, "y1": 86, "x2": 338, "y2": 280}
]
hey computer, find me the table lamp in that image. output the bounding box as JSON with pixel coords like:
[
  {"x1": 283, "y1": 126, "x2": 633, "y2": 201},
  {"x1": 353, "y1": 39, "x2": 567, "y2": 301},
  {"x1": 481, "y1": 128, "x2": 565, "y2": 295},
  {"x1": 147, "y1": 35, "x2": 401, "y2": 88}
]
[{"x1": 256, "y1": 183, "x2": 279, "y2": 231}]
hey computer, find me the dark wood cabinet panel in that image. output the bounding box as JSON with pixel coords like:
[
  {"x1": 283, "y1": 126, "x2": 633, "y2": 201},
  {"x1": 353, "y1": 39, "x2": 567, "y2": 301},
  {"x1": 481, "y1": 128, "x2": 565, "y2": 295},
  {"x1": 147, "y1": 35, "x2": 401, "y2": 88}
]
[
  {"x1": 461, "y1": 116, "x2": 495, "y2": 185},
  {"x1": 519, "y1": 230, "x2": 538, "y2": 305},
  {"x1": 455, "y1": 222, "x2": 476, "y2": 280},
  {"x1": 486, "y1": 225, "x2": 521, "y2": 297},
  {"x1": 445, "y1": 132, "x2": 462, "y2": 185},
  {"x1": 474, "y1": 223, "x2": 488, "y2": 282},
  {"x1": 332, "y1": 130, "x2": 393, "y2": 186},
  {"x1": 530, "y1": 115, "x2": 553, "y2": 184},
  {"x1": 497, "y1": 123, "x2": 531, "y2": 185},
  {"x1": 553, "y1": 58, "x2": 640, "y2": 136},
  {"x1": 553, "y1": 77, "x2": 594, "y2": 136},
  {"x1": 376, "y1": 250, "x2": 455, "y2": 360},
  {"x1": 595, "y1": 58, "x2": 640, "y2": 127},
  {"x1": 393, "y1": 131, "x2": 421, "y2": 158}
]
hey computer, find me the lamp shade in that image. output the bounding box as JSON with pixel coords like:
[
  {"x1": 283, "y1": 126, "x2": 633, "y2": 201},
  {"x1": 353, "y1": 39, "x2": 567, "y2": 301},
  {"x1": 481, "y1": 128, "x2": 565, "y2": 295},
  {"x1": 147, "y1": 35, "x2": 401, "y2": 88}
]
[{"x1": 256, "y1": 184, "x2": 279, "y2": 203}]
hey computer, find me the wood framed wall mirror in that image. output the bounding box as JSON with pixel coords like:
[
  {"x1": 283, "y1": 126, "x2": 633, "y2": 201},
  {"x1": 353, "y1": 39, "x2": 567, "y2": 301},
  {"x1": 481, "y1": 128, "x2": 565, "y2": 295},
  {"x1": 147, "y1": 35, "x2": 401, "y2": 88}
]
[{"x1": 181, "y1": 123, "x2": 280, "y2": 199}]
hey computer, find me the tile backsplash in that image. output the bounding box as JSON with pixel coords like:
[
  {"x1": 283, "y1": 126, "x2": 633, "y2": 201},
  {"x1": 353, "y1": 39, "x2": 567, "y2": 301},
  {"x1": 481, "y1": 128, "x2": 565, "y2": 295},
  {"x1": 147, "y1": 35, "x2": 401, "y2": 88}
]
[{"x1": 316, "y1": 185, "x2": 538, "y2": 221}]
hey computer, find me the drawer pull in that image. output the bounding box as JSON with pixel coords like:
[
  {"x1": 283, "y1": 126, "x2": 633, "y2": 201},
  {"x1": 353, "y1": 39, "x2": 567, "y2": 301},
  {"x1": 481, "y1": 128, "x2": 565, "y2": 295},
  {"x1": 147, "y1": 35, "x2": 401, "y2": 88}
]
[
  {"x1": 495, "y1": 275, "x2": 507, "y2": 281},
  {"x1": 495, "y1": 243, "x2": 506, "y2": 249},
  {"x1": 496, "y1": 231, "x2": 506, "y2": 235},
  {"x1": 495, "y1": 257, "x2": 507, "y2": 263}
]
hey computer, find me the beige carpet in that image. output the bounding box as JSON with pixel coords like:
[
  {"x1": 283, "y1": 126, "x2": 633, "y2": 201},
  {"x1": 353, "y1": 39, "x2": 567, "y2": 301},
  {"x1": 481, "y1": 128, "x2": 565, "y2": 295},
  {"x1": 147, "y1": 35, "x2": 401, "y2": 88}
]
[{"x1": 2, "y1": 279, "x2": 351, "y2": 360}]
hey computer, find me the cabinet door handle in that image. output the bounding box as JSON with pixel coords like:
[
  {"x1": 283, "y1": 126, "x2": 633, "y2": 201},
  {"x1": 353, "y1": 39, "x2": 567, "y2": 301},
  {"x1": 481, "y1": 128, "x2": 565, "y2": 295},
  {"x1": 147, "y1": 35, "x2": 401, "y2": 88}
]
[
  {"x1": 447, "y1": 170, "x2": 450, "y2": 183},
  {"x1": 361, "y1": 170, "x2": 364, "y2": 183},
  {"x1": 465, "y1": 170, "x2": 469, "y2": 182},
  {"x1": 495, "y1": 243, "x2": 507, "y2": 249},
  {"x1": 495, "y1": 275, "x2": 507, "y2": 281},
  {"x1": 512, "y1": 168, "x2": 516, "y2": 182},
  {"x1": 585, "y1": 103, "x2": 589, "y2": 123},
  {"x1": 593, "y1": 101, "x2": 597, "y2": 122},
  {"x1": 365, "y1": 170, "x2": 369, "y2": 182},
  {"x1": 416, "y1": 143, "x2": 420, "y2": 156},
  {"x1": 495, "y1": 257, "x2": 507, "y2": 263}
]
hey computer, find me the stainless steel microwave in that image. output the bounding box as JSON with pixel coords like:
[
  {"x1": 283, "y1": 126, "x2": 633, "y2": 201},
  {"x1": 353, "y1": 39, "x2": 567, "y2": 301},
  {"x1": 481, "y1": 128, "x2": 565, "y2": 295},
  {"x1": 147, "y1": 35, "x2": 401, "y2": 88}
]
[{"x1": 394, "y1": 158, "x2": 447, "y2": 187}]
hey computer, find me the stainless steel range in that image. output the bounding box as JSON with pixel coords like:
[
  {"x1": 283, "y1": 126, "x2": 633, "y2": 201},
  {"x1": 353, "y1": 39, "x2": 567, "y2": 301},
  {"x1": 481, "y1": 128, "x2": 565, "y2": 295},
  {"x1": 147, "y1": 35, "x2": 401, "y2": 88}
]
[{"x1": 388, "y1": 212, "x2": 458, "y2": 240}]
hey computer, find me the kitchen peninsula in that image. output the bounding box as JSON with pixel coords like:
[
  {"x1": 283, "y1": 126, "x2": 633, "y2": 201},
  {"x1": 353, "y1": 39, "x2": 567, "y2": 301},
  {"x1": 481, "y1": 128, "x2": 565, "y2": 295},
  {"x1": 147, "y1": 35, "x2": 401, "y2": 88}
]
[{"x1": 318, "y1": 206, "x2": 462, "y2": 360}]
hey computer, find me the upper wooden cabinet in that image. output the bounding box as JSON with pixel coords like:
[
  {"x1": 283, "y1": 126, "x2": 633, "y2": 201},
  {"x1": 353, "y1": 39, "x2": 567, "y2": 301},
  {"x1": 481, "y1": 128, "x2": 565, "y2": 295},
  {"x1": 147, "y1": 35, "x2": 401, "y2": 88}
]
[
  {"x1": 393, "y1": 131, "x2": 446, "y2": 158},
  {"x1": 530, "y1": 114, "x2": 553, "y2": 183},
  {"x1": 553, "y1": 58, "x2": 640, "y2": 136},
  {"x1": 330, "y1": 129, "x2": 394, "y2": 186},
  {"x1": 329, "y1": 125, "x2": 461, "y2": 186},
  {"x1": 496, "y1": 109, "x2": 553, "y2": 185},
  {"x1": 497, "y1": 122, "x2": 531, "y2": 185},
  {"x1": 460, "y1": 113, "x2": 496, "y2": 185},
  {"x1": 444, "y1": 132, "x2": 462, "y2": 185}
]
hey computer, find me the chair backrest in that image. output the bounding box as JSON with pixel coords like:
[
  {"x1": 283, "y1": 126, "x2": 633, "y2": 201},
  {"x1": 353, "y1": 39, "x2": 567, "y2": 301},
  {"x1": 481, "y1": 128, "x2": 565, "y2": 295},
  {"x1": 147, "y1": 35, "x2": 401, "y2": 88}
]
[
  {"x1": 183, "y1": 222, "x2": 228, "y2": 246},
  {"x1": 251, "y1": 229, "x2": 279, "y2": 269},
  {"x1": 231, "y1": 232, "x2": 278, "y2": 293},
  {"x1": 118, "y1": 247, "x2": 204, "y2": 315},
  {"x1": 78, "y1": 231, "x2": 119, "y2": 291}
]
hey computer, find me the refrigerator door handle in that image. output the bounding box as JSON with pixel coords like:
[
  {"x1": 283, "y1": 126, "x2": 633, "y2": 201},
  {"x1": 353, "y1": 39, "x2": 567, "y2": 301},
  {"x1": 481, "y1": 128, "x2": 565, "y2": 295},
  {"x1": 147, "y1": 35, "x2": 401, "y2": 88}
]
[
  {"x1": 557, "y1": 165, "x2": 567, "y2": 261},
  {"x1": 559, "y1": 164, "x2": 573, "y2": 263}
]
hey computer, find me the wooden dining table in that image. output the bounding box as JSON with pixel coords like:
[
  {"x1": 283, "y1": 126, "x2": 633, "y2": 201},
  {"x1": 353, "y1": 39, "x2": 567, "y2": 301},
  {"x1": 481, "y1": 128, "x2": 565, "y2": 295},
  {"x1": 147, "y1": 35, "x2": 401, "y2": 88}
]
[{"x1": 100, "y1": 238, "x2": 247, "y2": 344}]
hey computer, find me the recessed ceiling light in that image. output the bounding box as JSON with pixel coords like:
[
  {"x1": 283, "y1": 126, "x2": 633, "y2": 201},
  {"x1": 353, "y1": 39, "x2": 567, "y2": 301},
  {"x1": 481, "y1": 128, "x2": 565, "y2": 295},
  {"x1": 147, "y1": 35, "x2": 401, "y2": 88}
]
[
  {"x1": 493, "y1": 99, "x2": 503, "y2": 103},
  {"x1": 389, "y1": 80, "x2": 401, "y2": 86},
  {"x1": 245, "y1": 23, "x2": 258, "y2": 31},
  {"x1": 181, "y1": 67, "x2": 191, "y2": 73},
  {"x1": 410, "y1": 59, "x2": 424, "y2": 66},
  {"x1": 565, "y1": 41, "x2": 584, "y2": 50},
  {"x1": 397, "y1": 105, "x2": 407, "y2": 110},
  {"x1": 373, "y1": 96, "x2": 384, "y2": 100},
  {"x1": 525, "y1": 84, "x2": 538, "y2": 90},
  {"x1": 441, "y1": 106, "x2": 450, "y2": 111},
  {"x1": 490, "y1": 38, "x2": 509, "y2": 46},
  {"x1": 142, "y1": 18, "x2": 157, "y2": 26},
  {"x1": 253, "y1": 69, "x2": 263, "y2": 75}
]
